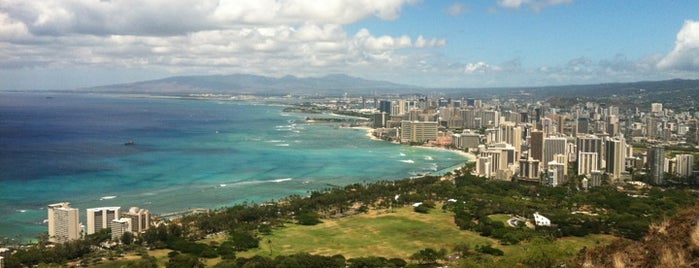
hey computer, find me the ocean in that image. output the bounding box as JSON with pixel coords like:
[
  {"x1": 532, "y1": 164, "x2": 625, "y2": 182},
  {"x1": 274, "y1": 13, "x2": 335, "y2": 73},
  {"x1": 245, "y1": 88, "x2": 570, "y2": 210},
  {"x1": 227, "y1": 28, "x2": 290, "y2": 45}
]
[{"x1": 0, "y1": 92, "x2": 470, "y2": 242}]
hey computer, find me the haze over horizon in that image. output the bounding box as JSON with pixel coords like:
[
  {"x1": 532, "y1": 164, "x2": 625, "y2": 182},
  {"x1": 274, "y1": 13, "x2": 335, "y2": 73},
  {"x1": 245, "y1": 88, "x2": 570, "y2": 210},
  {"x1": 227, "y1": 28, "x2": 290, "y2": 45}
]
[{"x1": 1, "y1": 1, "x2": 699, "y2": 90}]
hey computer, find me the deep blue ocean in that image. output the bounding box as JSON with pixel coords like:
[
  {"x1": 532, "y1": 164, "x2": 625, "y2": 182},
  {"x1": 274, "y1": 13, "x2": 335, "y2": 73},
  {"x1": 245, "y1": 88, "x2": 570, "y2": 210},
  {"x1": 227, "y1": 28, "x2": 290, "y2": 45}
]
[{"x1": 0, "y1": 92, "x2": 470, "y2": 242}]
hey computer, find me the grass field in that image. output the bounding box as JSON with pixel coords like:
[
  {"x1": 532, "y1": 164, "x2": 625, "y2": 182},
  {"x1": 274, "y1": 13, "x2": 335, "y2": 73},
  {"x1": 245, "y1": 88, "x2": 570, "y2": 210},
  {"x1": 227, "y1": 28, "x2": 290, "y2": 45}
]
[
  {"x1": 97, "y1": 206, "x2": 617, "y2": 267},
  {"x1": 240, "y1": 207, "x2": 494, "y2": 259},
  {"x1": 240, "y1": 206, "x2": 616, "y2": 261}
]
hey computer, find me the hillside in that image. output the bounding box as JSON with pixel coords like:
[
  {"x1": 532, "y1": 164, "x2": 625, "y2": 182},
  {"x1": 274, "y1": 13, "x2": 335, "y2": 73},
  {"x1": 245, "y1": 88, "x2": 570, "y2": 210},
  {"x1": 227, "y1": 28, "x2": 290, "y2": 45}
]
[{"x1": 576, "y1": 204, "x2": 699, "y2": 267}]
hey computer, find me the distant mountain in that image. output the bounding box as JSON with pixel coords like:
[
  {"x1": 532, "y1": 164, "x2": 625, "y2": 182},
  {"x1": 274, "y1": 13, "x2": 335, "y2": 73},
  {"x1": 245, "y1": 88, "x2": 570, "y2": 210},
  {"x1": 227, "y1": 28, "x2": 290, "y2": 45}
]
[
  {"x1": 435, "y1": 78, "x2": 699, "y2": 111},
  {"x1": 85, "y1": 74, "x2": 699, "y2": 107},
  {"x1": 85, "y1": 74, "x2": 417, "y2": 96}
]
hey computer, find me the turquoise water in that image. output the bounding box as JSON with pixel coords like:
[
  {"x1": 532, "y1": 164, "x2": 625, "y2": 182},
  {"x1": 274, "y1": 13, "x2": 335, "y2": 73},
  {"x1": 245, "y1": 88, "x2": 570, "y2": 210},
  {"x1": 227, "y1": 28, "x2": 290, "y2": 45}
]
[{"x1": 0, "y1": 92, "x2": 470, "y2": 241}]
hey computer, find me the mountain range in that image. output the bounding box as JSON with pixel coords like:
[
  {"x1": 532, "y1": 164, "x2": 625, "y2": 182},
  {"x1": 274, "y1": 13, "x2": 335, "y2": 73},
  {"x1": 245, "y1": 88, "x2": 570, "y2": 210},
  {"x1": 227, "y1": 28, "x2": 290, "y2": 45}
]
[
  {"x1": 86, "y1": 74, "x2": 415, "y2": 96},
  {"x1": 84, "y1": 74, "x2": 699, "y2": 105}
]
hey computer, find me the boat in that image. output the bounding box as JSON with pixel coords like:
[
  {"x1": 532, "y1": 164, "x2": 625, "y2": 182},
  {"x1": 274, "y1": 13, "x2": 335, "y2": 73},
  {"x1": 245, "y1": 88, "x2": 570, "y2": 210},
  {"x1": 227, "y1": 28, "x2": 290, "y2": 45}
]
[{"x1": 124, "y1": 140, "x2": 135, "y2": 146}]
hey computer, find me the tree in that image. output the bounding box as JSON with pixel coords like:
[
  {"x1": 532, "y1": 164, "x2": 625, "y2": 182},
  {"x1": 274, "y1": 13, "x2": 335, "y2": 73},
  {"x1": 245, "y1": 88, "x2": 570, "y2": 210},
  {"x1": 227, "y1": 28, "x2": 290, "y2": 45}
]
[
  {"x1": 228, "y1": 231, "x2": 260, "y2": 251},
  {"x1": 475, "y1": 244, "x2": 503, "y2": 256},
  {"x1": 453, "y1": 242, "x2": 471, "y2": 257},
  {"x1": 297, "y1": 212, "x2": 322, "y2": 225},
  {"x1": 121, "y1": 231, "x2": 134, "y2": 245},
  {"x1": 241, "y1": 255, "x2": 275, "y2": 268},
  {"x1": 520, "y1": 237, "x2": 570, "y2": 268},
  {"x1": 410, "y1": 248, "x2": 446, "y2": 265},
  {"x1": 166, "y1": 252, "x2": 205, "y2": 268},
  {"x1": 413, "y1": 204, "x2": 431, "y2": 214}
]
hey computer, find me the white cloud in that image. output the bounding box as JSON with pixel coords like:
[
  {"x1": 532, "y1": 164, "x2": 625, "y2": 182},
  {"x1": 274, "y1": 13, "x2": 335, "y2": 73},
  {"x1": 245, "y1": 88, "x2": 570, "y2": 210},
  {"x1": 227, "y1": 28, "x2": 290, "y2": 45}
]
[
  {"x1": 498, "y1": 0, "x2": 572, "y2": 11},
  {"x1": 1, "y1": 0, "x2": 416, "y2": 37},
  {"x1": 464, "y1": 62, "x2": 501, "y2": 74},
  {"x1": 0, "y1": 0, "x2": 447, "y2": 80},
  {"x1": 657, "y1": 20, "x2": 699, "y2": 71},
  {"x1": 447, "y1": 2, "x2": 468, "y2": 16}
]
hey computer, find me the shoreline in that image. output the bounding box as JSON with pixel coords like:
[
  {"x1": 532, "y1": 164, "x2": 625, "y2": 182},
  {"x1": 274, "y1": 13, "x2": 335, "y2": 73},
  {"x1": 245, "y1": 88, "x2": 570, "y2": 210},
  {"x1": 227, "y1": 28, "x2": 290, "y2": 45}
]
[
  {"x1": 349, "y1": 126, "x2": 476, "y2": 176},
  {"x1": 351, "y1": 126, "x2": 476, "y2": 160},
  {"x1": 348, "y1": 126, "x2": 383, "y2": 141}
]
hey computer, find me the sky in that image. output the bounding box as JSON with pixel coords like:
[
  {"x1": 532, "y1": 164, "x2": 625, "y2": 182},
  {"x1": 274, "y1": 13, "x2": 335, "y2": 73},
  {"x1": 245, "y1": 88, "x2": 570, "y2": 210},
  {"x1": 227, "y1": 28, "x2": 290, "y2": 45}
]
[{"x1": 1, "y1": 0, "x2": 698, "y2": 90}]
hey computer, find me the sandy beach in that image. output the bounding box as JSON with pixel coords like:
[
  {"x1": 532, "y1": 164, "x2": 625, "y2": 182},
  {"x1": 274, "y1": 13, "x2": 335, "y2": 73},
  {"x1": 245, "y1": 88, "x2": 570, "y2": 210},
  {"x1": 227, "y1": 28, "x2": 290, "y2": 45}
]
[
  {"x1": 415, "y1": 144, "x2": 477, "y2": 161},
  {"x1": 349, "y1": 126, "x2": 382, "y2": 141}
]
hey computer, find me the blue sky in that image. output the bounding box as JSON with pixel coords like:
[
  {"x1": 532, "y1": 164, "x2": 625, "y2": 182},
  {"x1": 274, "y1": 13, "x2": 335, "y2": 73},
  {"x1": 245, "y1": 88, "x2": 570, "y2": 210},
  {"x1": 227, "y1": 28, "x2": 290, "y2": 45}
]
[{"x1": 1, "y1": 0, "x2": 698, "y2": 90}]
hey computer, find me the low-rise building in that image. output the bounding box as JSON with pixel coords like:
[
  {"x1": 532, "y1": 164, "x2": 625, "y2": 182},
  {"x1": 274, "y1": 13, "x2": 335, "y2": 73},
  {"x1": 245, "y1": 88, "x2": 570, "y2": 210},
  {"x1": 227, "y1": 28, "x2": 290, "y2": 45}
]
[{"x1": 533, "y1": 212, "x2": 551, "y2": 227}]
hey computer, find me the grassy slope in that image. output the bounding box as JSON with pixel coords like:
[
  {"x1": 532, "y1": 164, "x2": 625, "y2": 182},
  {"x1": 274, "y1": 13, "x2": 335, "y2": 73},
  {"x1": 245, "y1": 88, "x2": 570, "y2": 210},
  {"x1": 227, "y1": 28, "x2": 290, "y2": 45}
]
[
  {"x1": 98, "y1": 206, "x2": 616, "y2": 267},
  {"x1": 240, "y1": 206, "x2": 616, "y2": 262}
]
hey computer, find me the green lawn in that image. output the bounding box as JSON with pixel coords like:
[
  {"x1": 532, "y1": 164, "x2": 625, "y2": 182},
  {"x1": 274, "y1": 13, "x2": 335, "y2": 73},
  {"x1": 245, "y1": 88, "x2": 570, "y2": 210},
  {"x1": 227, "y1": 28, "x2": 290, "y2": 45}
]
[
  {"x1": 96, "y1": 206, "x2": 617, "y2": 267},
  {"x1": 241, "y1": 206, "x2": 617, "y2": 263},
  {"x1": 243, "y1": 207, "x2": 499, "y2": 259},
  {"x1": 488, "y1": 214, "x2": 513, "y2": 226}
]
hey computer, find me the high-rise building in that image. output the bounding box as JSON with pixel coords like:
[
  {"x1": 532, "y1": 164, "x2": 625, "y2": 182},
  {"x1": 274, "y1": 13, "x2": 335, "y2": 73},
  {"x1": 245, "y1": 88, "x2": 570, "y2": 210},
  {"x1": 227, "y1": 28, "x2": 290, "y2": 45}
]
[
  {"x1": 110, "y1": 218, "x2": 132, "y2": 241},
  {"x1": 461, "y1": 109, "x2": 476, "y2": 129},
  {"x1": 651, "y1": 103, "x2": 663, "y2": 113},
  {"x1": 452, "y1": 131, "x2": 481, "y2": 151},
  {"x1": 555, "y1": 153, "x2": 568, "y2": 176},
  {"x1": 577, "y1": 118, "x2": 590, "y2": 135},
  {"x1": 529, "y1": 130, "x2": 545, "y2": 162},
  {"x1": 605, "y1": 137, "x2": 626, "y2": 182},
  {"x1": 578, "y1": 152, "x2": 599, "y2": 176},
  {"x1": 371, "y1": 112, "x2": 387, "y2": 128},
  {"x1": 519, "y1": 158, "x2": 540, "y2": 180},
  {"x1": 675, "y1": 154, "x2": 695, "y2": 178},
  {"x1": 577, "y1": 135, "x2": 604, "y2": 169},
  {"x1": 477, "y1": 155, "x2": 492, "y2": 178},
  {"x1": 646, "y1": 117, "x2": 658, "y2": 139},
  {"x1": 400, "y1": 121, "x2": 438, "y2": 144},
  {"x1": 379, "y1": 100, "x2": 392, "y2": 115},
  {"x1": 86, "y1": 207, "x2": 121, "y2": 235},
  {"x1": 499, "y1": 122, "x2": 523, "y2": 159},
  {"x1": 543, "y1": 137, "x2": 567, "y2": 169},
  {"x1": 547, "y1": 161, "x2": 566, "y2": 186},
  {"x1": 480, "y1": 149, "x2": 507, "y2": 176},
  {"x1": 48, "y1": 202, "x2": 81, "y2": 243},
  {"x1": 648, "y1": 146, "x2": 665, "y2": 185},
  {"x1": 479, "y1": 110, "x2": 500, "y2": 127},
  {"x1": 687, "y1": 119, "x2": 699, "y2": 145},
  {"x1": 589, "y1": 170, "x2": 604, "y2": 187},
  {"x1": 122, "y1": 207, "x2": 151, "y2": 234}
]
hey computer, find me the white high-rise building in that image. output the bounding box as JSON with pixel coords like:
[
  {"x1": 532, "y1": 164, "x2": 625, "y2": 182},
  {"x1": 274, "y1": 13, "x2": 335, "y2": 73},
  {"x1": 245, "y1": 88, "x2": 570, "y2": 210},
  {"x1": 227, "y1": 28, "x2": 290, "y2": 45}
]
[
  {"x1": 544, "y1": 137, "x2": 567, "y2": 169},
  {"x1": 651, "y1": 103, "x2": 663, "y2": 113},
  {"x1": 477, "y1": 155, "x2": 492, "y2": 178},
  {"x1": 578, "y1": 152, "x2": 599, "y2": 176},
  {"x1": 400, "y1": 120, "x2": 438, "y2": 144},
  {"x1": 519, "y1": 158, "x2": 540, "y2": 180},
  {"x1": 547, "y1": 161, "x2": 566, "y2": 186},
  {"x1": 86, "y1": 207, "x2": 121, "y2": 235},
  {"x1": 577, "y1": 135, "x2": 604, "y2": 169},
  {"x1": 122, "y1": 207, "x2": 151, "y2": 234},
  {"x1": 48, "y1": 202, "x2": 81, "y2": 243},
  {"x1": 499, "y1": 121, "x2": 523, "y2": 160},
  {"x1": 480, "y1": 149, "x2": 508, "y2": 177},
  {"x1": 110, "y1": 218, "x2": 132, "y2": 241}
]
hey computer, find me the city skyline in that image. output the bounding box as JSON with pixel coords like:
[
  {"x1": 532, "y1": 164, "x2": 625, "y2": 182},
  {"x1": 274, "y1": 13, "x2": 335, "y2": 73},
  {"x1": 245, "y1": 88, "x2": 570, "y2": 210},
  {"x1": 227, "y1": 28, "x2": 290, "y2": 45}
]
[{"x1": 1, "y1": 1, "x2": 698, "y2": 90}]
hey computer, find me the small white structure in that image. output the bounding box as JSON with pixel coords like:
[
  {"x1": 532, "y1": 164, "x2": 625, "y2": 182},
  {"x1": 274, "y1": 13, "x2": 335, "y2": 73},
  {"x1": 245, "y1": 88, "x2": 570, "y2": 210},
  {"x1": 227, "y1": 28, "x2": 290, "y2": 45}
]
[{"x1": 533, "y1": 212, "x2": 551, "y2": 227}]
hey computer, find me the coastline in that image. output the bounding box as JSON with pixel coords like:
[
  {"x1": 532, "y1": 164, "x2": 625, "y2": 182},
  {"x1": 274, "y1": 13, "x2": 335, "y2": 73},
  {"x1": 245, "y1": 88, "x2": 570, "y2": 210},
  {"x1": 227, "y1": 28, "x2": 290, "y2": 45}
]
[
  {"x1": 415, "y1": 144, "x2": 476, "y2": 161},
  {"x1": 349, "y1": 126, "x2": 383, "y2": 141},
  {"x1": 349, "y1": 126, "x2": 476, "y2": 176}
]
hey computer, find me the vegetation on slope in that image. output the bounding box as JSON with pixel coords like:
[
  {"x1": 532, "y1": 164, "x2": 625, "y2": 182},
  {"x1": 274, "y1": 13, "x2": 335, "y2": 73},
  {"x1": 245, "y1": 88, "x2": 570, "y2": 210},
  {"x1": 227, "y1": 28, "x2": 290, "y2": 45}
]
[{"x1": 3, "y1": 165, "x2": 697, "y2": 267}]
